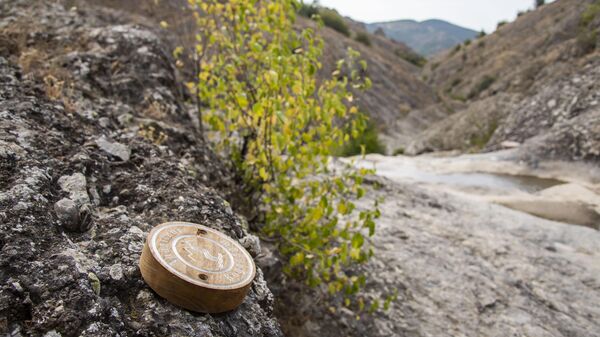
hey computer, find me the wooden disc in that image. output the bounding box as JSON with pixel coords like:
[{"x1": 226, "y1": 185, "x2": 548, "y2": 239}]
[{"x1": 139, "y1": 221, "x2": 256, "y2": 313}]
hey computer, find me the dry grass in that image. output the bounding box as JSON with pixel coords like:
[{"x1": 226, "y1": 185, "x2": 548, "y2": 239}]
[
  {"x1": 138, "y1": 124, "x2": 168, "y2": 145},
  {"x1": 142, "y1": 100, "x2": 169, "y2": 119},
  {"x1": 43, "y1": 74, "x2": 77, "y2": 113}
]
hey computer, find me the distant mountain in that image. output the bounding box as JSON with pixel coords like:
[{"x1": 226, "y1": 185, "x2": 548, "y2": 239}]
[{"x1": 367, "y1": 19, "x2": 478, "y2": 56}]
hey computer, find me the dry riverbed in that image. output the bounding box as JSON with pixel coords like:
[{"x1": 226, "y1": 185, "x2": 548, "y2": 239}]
[{"x1": 286, "y1": 153, "x2": 600, "y2": 337}]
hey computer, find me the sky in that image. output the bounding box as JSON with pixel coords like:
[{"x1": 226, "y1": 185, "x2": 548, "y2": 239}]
[{"x1": 317, "y1": 0, "x2": 545, "y2": 33}]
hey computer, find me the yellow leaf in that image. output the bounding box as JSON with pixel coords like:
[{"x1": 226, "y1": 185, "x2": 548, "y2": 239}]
[
  {"x1": 259, "y1": 167, "x2": 269, "y2": 181},
  {"x1": 290, "y1": 252, "x2": 304, "y2": 266}
]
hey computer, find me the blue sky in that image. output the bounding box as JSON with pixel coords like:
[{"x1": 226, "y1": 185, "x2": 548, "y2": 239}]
[{"x1": 317, "y1": 0, "x2": 547, "y2": 32}]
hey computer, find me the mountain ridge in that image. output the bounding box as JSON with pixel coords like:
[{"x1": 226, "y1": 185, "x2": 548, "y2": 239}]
[{"x1": 367, "y1": 19, "x2": 478, "y2": 56}]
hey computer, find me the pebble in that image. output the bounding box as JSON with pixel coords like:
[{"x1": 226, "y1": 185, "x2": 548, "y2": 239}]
[{"x1": 95, "y1": 136, "x2": 131, "y2": 162}]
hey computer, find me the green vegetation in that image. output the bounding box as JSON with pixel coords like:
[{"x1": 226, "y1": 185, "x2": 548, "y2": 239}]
[
  {"x1": 298, "y1": 1, "x2": 318, "y2": 18},
  {"x1": 319, "y1": 8, "x2": 351, "y2": 36},
  {"x1": 392, "y1": 147, "x2": 404, "y2": 156},
  {"x1": 334, "y1": 121, "x2": 386, "y2": 157},
  {"x1": 469, "y1": 119, "x2": 498, "y2": 150},
  {"x1": 497, "y1": 20, "x2": 508, "y2": 29},
  {"x1": 478, "y1": 30, "x2": 486, "y2": 38},
  {"x1": 577, "y1": 1, "x2": 600, "y2": 54},
  {"x1": 354, "y1": 32, "x2": 372, "y2": 46},
  {"x1": 297, "y1": 3, "x2": 350, "y2": 37},
  {"x1": 394, "y1": 49, "x2": 427, "y2": 67},
  {"x1": 468, "y1": 75, "x2": 496, "y2": 99},
  {"x1": 581, "y1": 1, "x2": 600, "y2": 27},
  {"x1": 464, "y1": 39, "x2": 471, "y2": 46},
  {"x1": 186, "y1": 0, "x2": 381, "y2": 304},
  {"x1": 450, "y1": 94, "x2": 467, "y2": 102},
  {"x1": 535, "y1": 0, "x2": 545, "y2": 8},
  {"x1": 450, "y1": 78, "x2": 462, "y2": 88},
  {"x1": 450, "y1": 44, "x2": 461, "y2": 57}
]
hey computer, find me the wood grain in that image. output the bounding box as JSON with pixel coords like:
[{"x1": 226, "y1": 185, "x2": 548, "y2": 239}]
[{"x1": 139, "y1": 222, "x2": 256, "y2": 313}]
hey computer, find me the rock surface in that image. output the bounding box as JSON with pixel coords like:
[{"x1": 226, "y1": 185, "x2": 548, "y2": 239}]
[
  {"x1": 0, "y1": 2, "x2": 282, "y2": 336},
  {"x1": 280, "y1": 173, "x2": 600, "y2": 337}
]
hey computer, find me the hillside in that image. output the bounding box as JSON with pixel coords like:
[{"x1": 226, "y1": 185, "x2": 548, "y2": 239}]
[
  {"x1": 299, "y1": 16, "x2": 438, "y2": 135},
  {"x1": 72, "y1": 1, "x2": 438, "y2": 151},
  {"x1": 407, "y1": 0, "x2": 600, "y2": 162},
  {"x1": 367, "y1": 19, "x2": 479, "y2": 56}
]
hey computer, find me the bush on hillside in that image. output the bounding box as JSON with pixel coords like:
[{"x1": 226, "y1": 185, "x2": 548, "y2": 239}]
[
  {"x1": 392, "y1": 147, "x2": 404, "y2": 156},
  {"x1": 354, "y1": 32, "x2": 372, "y2": 46},
  {"x1": 334, "y1": 120, "x2": 386, "y2": 157},
  {"x1": 535, "y1": 0, "x2": 545, "y2": 8},
  {"x1": 297, "y1": 2, "x2": 319, "y2": 18},
  {"x1": 394, "y1": 49, "x2": 427, "y2": 67},
  {"x1": 468, "y1": 75, "x2": 496, "y2": 99},
  {"x1": 319, "y1": 8, "x2": 351, "y2": 36},
  {"x1": 577, "y1": 1, "x2": 600, "y2": 54},
  {"x1": 497, "y1": 20, "x2": 508, "y2": 29},
  {"x1": 374, "y1": 27, "x2": 386, "y2": 37}
]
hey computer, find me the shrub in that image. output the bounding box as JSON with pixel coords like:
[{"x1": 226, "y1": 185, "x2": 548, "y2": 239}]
[
  {"x1": 577, "y1": 1, "x2": 600, "y2": 54},
  {"x1": 394, "y1": 49, "x2": 427, "y2": 67},
  {"x1": 298, "y1": 1, "x2": 318, "y2": 18},
  {"x1": 581, "y1": 1, "x2": 600, "y2": 27},
  {"x1": 450, "y1": 94, "x2": 467, "y2": 102},
  {"x1": 470, "y1": 119, "x2": 498, "y2": 150},
  {"x1": 497, "y1": 20, "x2": 508, "y2": 29},
  {"x1": 392, "y1": 147, "x2": 404, "y2": 156},
  {"x1": 354, "y1": 32, "x2": 372, "y2": 46},
  {"x1": 333, "y1": 120, "x2": 386, "y2": 157},
  {"x1": 373, "y1": 27, "x2": 386, "y2": 37},
  {"x1": 186, "y1": 0, "x2": 381, "y2": 302},
  {"x1": 577, "y1": 30, "x2": 598, "y2": 54},
  {"x1": 464, "y1": 39, "x2": 471, "y2": 46},
  {"x1": 450, "y1": 44, "x2": 461, "y2": 56},
  {"x1": 535, "y1": 0, "x2": 545, "y2": 8},
  {"x1": 478, "y1": 30, "x2": 486, "y2": 38},
  {"x1": 468, "y1": 75, "x2": 496, "y2": 99},
  {"x1": 450, "y1": 78, "x2": 462, "y2": 88},
  {"x1": 319, "y1": 8, "x2": 351, "y2": 37}
]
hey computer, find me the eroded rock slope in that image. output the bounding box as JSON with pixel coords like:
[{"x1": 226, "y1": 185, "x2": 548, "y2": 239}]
[
  {"x1": 0, "y1": 2, "x2": 282, "y2": 336},
  {"x1": 409, "y1": 0, "x2": 600, "y2": 161}
]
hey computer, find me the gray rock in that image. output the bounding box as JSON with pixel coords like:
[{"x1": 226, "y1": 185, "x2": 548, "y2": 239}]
[
  {"x1": 54, "y1": 198, "x2": 80, "y2": 230},
  {"x1": 239, "y1": 234, "x2": 261, "y2": 257},
  {"x1": 95, "y1": 136, "x2": 131, "y2": 162},
  {"x1": 58, "y1": 173, "x2": 90, "y2": 206},
  {"x1": 109, "y1": 263, "x2": 123, "y2": 281},
  {"x1": 0, "y1": 2, "x2": 282, "y2": 336}
]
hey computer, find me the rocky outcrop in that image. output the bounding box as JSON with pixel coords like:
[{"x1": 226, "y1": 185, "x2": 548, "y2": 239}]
[
  {"x1": 0, "y1": 2, "x2": 281, "y2": 336},
  {"x1": 408, "y1": 0, "x2": 600, "y2": 161}
]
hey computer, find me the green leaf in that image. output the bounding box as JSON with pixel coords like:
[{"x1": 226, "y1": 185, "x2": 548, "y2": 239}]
[
  {"x1": 290, "y1": 252, "x2": 304, "y2": 267},
  {"x1": 351, "y1": 233, "x2": 364, "y2": 249}
]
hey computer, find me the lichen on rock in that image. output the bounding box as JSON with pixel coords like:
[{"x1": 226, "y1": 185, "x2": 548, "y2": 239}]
[{"x1": 0, "y1": 1, "x2": 282, "y2": 336}]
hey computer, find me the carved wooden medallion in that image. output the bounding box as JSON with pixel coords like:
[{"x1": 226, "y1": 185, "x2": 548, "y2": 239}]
[{"x1": 139, "y1": 222, "x2": 256, "y2": 313}]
